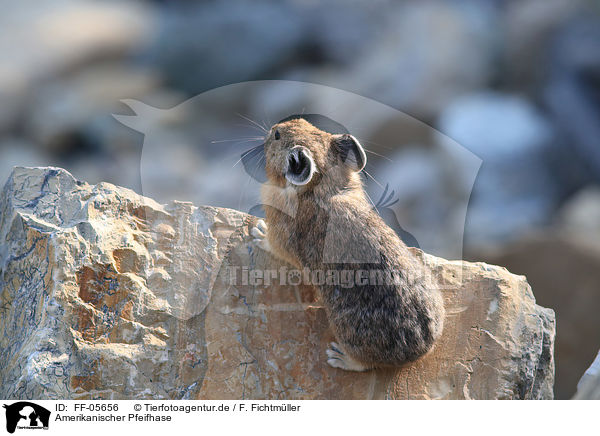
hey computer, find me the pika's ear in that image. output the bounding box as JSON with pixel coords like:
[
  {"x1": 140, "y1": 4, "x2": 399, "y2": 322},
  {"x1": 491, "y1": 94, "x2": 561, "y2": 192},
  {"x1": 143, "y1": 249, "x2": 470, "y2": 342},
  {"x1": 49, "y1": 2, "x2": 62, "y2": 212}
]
[{"x1": 332, "y1": 134, "x2": 366, "y2": 172}]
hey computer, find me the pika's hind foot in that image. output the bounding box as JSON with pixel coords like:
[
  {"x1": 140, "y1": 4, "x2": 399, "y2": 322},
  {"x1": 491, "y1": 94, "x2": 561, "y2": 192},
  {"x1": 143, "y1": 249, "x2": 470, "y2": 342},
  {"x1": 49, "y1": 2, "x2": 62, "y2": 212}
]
[
  {"x1": 326, "y1": 342, "x2": 370, "y2": 372},
  {"x1": 251, "y1": 219, "x2": 271, "y2": 252}
]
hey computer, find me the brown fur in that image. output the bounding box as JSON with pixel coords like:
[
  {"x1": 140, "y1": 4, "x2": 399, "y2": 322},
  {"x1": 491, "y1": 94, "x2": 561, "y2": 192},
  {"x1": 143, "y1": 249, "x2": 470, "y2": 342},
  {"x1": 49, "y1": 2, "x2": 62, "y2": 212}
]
[{"x1": 260, "y1": 118, "x2": 445, "y2": 369}]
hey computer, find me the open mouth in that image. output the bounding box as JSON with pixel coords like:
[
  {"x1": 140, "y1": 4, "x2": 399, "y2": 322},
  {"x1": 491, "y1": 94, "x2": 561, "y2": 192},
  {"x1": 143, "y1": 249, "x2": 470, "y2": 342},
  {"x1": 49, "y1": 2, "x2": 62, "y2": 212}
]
[{"x1": 286, "y1": 146, "x2": 314, "y2": 185}]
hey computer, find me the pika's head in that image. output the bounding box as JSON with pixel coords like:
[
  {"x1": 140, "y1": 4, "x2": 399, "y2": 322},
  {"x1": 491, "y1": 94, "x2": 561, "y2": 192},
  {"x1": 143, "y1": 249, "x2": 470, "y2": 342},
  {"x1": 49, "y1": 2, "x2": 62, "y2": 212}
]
[{"x1": 262, "y1": 118, "x2": 366, "y2": 188}]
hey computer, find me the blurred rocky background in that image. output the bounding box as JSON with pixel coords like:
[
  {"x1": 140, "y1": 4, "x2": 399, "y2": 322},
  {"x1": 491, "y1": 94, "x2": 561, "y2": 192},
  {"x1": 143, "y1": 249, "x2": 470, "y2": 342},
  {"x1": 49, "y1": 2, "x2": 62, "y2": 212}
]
[{"x1": 0, "y1": 0, "x2": 598, "y2": 399}]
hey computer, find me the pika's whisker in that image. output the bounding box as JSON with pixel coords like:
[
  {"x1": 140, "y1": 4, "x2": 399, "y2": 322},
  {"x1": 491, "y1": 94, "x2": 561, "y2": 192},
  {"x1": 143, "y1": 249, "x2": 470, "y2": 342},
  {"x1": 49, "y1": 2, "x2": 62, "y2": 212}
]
[
  {"x1": 362, "y1": 169, "x2": 384, "y2": 189},
  {"x1": 211, "y1": 139, "x2": 265, "y2": 170},
  {"x1": 238, "y1": 152, "x2": 265, "y2": 210},
  {"x1": 233, "y1": 144, "x2": 263, "y2": 169},
  {"x1": 261, "y1": 107, "x2": 272, "y2": 130},
  {"x1": 211, "y1": 137, "x2": 264, "y2": 144},
  {"x1": 359, "y1": 138, "x2": 394, "y2": 150},
  {"x1": 236, "y1": 113, "x2": 268, "y2": 133},
  {"x1": 364, "y1": 148, "x2": 394, "y2": 162},
  {"x1": 231, "y1": 156, "x2": 244, "y2": 169},
  {"x1": 234, "y1": 123, "x2": 268, "y2": 135},
  {"x1": 364, "y1": 190, "x2": 379, "y2": 214},
  {"x1": 260, "y1": 118, "x2": 269, "y2": 131}
]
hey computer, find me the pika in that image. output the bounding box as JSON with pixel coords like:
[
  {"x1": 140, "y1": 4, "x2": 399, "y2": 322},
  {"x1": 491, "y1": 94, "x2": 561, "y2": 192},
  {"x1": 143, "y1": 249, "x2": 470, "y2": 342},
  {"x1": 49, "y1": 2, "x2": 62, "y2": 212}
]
[{"x1": 250, "y1": 117, "x2": 444, "y2": 371}]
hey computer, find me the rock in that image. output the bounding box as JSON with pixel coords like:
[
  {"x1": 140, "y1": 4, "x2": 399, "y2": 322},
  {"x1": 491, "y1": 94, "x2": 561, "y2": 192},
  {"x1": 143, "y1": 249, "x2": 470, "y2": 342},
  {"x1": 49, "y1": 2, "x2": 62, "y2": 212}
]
[
  {"x1": 0, "y1": 167, "x2": 555, "y2": 399},
  {"x1": 0, "y1": 140, "x2": 51, "y2": 196}
]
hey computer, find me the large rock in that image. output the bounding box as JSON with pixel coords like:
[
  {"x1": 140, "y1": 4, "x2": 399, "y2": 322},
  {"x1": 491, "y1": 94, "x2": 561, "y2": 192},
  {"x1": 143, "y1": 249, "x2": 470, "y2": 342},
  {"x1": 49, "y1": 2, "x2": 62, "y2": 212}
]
[{"x1": 0, "y1": 167, "x2": 555, "y2": 399}]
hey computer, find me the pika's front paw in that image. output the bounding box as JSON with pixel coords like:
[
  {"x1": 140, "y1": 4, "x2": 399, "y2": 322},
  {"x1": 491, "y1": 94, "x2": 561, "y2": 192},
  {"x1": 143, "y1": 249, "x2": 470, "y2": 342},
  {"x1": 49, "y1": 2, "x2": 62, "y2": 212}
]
[
  {"x1": 326, "y1": 342, "x2": 369, "y2": 372},
  {"x1": 251, "y1": 219, "x2": 271, "y2": 252},
  {"x1": 251, "y1": 219, "x2": 267, "y2": 238}
]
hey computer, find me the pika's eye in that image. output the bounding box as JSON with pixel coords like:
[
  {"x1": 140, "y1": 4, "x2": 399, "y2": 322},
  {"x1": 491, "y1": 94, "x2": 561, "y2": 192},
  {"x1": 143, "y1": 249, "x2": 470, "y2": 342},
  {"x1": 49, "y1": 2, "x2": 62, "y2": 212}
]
[{"x1": 274, "y1": 130, "x2": 280, "y2": 140}]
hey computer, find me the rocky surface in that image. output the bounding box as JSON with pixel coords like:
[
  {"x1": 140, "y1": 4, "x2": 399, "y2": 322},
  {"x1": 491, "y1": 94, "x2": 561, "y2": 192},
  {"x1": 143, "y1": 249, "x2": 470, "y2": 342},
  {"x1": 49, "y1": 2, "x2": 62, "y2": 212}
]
[{"x1": 0, "y1": 167, "x2": 555, "y2": 399}]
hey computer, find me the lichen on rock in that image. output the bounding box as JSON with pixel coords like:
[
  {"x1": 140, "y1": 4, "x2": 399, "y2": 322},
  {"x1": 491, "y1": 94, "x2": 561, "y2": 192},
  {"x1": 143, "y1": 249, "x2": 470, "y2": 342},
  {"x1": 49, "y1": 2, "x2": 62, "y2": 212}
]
[{"x1": 0, "y1": 167, "x2": 555, "y2": 399}]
